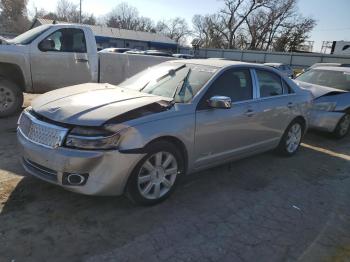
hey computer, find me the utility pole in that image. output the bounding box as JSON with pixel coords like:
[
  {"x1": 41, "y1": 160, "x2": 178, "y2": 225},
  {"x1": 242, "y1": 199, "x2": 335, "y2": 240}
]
[{"x1": 79, "y1": 0, "x2": 82, "y2": 23}]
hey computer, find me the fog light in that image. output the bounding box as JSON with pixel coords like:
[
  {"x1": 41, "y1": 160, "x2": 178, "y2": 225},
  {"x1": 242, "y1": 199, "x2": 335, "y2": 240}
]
[{"x1": 62, "y1": 173, "x2": 89, "y2": 186}]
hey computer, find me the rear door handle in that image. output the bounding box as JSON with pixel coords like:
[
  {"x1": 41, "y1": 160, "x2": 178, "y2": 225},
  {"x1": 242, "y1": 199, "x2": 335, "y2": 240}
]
[
  {"x1": 245, "y1": 109, "x2": 254, "y2": 117},
  {"x1": 287, "y1": 102, "x2": 294, "y2": 109}
]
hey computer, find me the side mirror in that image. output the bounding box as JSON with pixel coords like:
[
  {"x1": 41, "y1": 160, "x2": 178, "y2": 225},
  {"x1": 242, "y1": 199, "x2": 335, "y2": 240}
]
[
  {"x1": 208, "y1": 96, "x2": 231, "y2": 109},
  {"x1": 38, "y1": 39, "x2": 55, "y2": 52}
]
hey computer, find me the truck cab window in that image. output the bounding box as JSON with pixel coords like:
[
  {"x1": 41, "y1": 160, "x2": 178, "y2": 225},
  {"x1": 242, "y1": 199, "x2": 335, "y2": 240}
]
[{"x1": 39, "y1": 28, "x2": 87, "y2": 53}]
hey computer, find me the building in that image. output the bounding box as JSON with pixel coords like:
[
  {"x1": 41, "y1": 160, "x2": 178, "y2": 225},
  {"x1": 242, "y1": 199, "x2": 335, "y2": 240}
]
[
  {"x1": 331, "y1": 41, "x2": 350, "y2": 55},
  {"x1": 31, "y1": 18, "x2": 178, "y2": 51}
]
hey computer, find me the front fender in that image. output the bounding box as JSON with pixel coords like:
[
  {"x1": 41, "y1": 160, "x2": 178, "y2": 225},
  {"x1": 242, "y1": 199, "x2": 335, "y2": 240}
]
[
  {"x1": 118, "y1": 113, "x2": 196, "y2": 168},
  {"x1": 0, "y1": 45, "x2": 32, "y2": 91},
  {"x1": 314, "y1": 92, "x2": 350, "y2": 112}
]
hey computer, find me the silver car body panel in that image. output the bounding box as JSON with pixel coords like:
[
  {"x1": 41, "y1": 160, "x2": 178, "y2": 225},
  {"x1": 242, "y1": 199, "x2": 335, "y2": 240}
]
[
  {"x1": 18, "y1": 130, "x2": 144, "y2": 195},
  {"x1": 294, "y1": 66, "x2": 350, "y2": 132},
  {"x1": 308, "y1": 110, "x2": 344, "y2": 132},
  {"x1": 18, "y1": 60, "x2": 311, "y2": 195}
]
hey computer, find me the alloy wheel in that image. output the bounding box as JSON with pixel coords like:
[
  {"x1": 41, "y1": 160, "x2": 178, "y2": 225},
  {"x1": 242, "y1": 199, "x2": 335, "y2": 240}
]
[
  {"x1": 0, "y1": 86, "x2": 16, "y2": 113},
  {"x1": 286, "y1": 123, "x2": 302, "y2": 153},
  {"x1": 137, "y1": 151, "x2": 178, "y2": 200}
]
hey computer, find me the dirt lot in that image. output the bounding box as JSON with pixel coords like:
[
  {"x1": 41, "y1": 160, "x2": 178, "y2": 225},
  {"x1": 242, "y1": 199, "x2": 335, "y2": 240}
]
[{"x1": 1, "y1": 94, "x2": 350, "y2": 262}]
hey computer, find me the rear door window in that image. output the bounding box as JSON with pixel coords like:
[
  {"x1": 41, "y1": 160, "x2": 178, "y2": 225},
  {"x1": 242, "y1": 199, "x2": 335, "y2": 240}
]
[{"x1": 256, "y1": 70, "x2": 283, "y2": 97}]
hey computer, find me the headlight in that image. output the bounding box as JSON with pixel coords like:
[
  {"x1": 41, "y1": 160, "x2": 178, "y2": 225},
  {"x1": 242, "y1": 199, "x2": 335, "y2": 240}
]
[
  {"x1": 312, "y1": 102, "x2": 337, "y2": 112},
  {"x1": 65, "y1": 127, "x2": 120, "y2": 150}
]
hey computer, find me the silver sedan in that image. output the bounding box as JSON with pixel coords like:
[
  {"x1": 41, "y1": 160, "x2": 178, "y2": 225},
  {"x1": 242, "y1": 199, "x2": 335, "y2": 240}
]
[{"x1": 18, "y1": 60, "x2": 312, "y2": 205}]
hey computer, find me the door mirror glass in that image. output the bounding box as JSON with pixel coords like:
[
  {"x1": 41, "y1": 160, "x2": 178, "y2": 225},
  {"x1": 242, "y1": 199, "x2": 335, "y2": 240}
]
[
  {"x1": 208, "y1": 96, "x2": 231, "y2": 109},
  {"x1": 38, "y1": 39, "x2": 55, "y2": 52}
]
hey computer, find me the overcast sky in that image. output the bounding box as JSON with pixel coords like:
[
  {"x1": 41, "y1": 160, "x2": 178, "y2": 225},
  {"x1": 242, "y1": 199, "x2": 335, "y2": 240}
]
[{"x1": 27, "y1": 0, "x2": 350, "y2": 52}]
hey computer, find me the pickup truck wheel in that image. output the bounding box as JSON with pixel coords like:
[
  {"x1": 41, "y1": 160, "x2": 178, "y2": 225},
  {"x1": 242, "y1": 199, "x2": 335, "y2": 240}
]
[
  {"x1": 126, "y1": 141, "x2": 184, "y2": 206},
  {"x1": 0, "y1": 79, "x2": 23, "y2": 117},
  {"x1": 333, "y1": 113, "x2": 350, "y2": 139}
]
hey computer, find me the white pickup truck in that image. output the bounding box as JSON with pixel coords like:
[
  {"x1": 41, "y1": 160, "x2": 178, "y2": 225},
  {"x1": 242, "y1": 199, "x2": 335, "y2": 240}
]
[{"x1": 0, "y1": 23, "x2": 176, "y2": 117}]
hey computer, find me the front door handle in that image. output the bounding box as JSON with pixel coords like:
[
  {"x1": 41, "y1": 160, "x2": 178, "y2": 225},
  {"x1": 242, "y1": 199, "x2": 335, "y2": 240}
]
[
  {"x1": 287, "y1": 102, "x2": 294, "y2": 109},
  {"x1": 76, "y1": 58, "x2": 88, "y2": 63},
  {"x1": 245, "y1": 109, "x2": 254, "y2": 117}
]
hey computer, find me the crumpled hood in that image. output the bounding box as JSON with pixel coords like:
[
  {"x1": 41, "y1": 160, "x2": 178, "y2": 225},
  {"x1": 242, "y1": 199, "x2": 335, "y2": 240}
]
[
  {"x1": 294, "y1": 80, "x2": 346, "y2": 98},
  {"x1": 32, "y1": 83, "x2": 171, "y2": 126}
]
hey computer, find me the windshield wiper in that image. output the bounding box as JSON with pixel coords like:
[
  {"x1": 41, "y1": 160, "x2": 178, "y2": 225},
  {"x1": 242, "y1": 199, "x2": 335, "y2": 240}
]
[
  {"x1": 172, "y1": 68, "x2": 192, "y2": 101},
  {"x1": 139, "y1": 64, "x2": 186, "y2": 92}
]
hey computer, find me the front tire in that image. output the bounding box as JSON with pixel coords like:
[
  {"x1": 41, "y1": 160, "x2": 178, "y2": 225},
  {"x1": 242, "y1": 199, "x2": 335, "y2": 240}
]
[
  {"x1": 126, "y1": 141, "x2": 184, "y2": 206},
  {"x1": 277, "y1": 120, "x2": 304, "y2": 156},
  {"x1": 0, "y1": 79, "x2": 23, "y2": 117},
  {"x1": 333, "y1": 113, "x2": 350, "y2": 139}
]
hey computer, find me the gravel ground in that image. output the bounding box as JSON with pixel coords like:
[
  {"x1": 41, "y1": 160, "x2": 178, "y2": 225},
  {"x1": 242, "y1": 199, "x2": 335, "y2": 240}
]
[{"x1": 0, "y1": 94, "x2": 350, "y2": 262}]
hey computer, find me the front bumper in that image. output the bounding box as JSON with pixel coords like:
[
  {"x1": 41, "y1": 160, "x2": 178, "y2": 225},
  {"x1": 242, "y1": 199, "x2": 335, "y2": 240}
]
[
  {"x1": 309, "y1": 110, "x2": 345, "y2": 133},
  {"x1": 18, "y1": 130, "x2": 144, "y2": 196}
]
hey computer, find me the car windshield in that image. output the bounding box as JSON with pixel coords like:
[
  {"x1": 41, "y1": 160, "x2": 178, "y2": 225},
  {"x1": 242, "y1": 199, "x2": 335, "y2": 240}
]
[
  {"x1": 119, "y1": 63, "x2": 217, "y2": 102},
  {"x1": 7, "y1": 25, "x2": 51, "y2": 45},
  {"x1": 296, "y1": 69, "x2": 350, "y2": 91}
]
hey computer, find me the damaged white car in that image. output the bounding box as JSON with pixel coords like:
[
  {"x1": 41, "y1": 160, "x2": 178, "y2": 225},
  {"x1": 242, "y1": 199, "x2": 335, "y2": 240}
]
[{"x1": 295, "y1": 66, "x2": 350, "y2": 138}]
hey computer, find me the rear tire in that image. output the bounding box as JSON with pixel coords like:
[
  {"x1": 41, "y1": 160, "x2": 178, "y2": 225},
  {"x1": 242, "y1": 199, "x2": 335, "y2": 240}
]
[
  {"x1": 333, "y1": 113, "x2": 350, "y2": 139},
  {"x1": 277, "y1": 119, "x2": 304, "y2": 156},
  {"x1": 126, "y1": 141, "x2": 184, "y2": 206},
  {"x1": 0, "y1": 79, "x2": 23, "y2": 117}
]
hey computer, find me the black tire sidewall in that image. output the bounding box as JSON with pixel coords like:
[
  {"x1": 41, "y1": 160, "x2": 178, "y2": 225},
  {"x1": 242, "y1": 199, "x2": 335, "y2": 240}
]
[
  {"x1": 126, "y1": 141, "x2": 184, "y2": 206},
  {"x1": 333, "y1": 113, "x2": 350, "y2": 139},
  {"x1": 0, "y1": 79, "x2": 23, "y2": 117}
]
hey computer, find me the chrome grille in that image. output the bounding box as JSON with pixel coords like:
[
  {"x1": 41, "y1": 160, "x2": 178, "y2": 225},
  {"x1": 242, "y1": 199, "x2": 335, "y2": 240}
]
[{"x1": 18, "y1": 110, "x2": 68, "y2": 148}]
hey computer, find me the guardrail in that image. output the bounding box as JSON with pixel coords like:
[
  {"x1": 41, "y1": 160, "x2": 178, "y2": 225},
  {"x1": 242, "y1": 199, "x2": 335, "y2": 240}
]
[{"x1": 178, "y1": 47, "x2": 350, "y2": 68}]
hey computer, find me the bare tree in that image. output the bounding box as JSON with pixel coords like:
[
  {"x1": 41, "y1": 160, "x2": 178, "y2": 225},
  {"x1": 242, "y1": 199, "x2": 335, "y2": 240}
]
[
  {"x1": 274, "y1": 16, "x2": 316, "y2": 52},
  {"x1": 0, "y1": 0, "x2": 30, "y2": 33},
  {"x1": 216, "y1": 0, "x2": 269, "y2": 48},
  {"x1": 31, "y1": 7, "x2": 59, "y2": 21},
  {"x1": 56, "y1": 0, "x2": 80, "y2": 23},
  {"x1": 106, "y1": 3, "x2": 156, "y2": 32},
  {"x1": 106, "y1": 2, "x2": 140, "y2": 30},
  {"x1": 192, "y1": 0, "x2": 316, "y2": 51},
  {"x1": 30, "y1": 0, "x2": 96, "y2": 25},
  {"x1": 192, "y1": 14, "x2": 226, "y2": 48},
  {"x1": 136, "y1": 17, "x2": 155, "y2": 33},
  {"x1": 156, "y1": 17, "x2": 191, "y2": 44}
]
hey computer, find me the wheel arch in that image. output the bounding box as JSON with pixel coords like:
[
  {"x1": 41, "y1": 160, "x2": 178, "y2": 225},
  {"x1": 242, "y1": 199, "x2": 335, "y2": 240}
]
[
  {"x1": 0, "y1": 62, "x2": 26, "y2": 91},
  {"x1": 144, "y1": 136, "x2": 189, "y2": 174},
  {"x1": 291, "y1": 115, "x2": 307, "y2": 134}
]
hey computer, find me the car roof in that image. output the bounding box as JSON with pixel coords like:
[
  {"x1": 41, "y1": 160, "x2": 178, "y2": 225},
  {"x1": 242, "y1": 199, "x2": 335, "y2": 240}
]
[
  {"x1": 311, "y1": 66, "x2": 350, "y2": 73},
  {"x1": 264, "y1": 62, "x2": 284, "y2": 66},
  {"x1": 171, "y1": 59, "x2": 260, "y2": 68}
]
